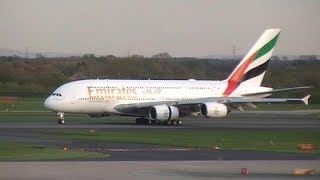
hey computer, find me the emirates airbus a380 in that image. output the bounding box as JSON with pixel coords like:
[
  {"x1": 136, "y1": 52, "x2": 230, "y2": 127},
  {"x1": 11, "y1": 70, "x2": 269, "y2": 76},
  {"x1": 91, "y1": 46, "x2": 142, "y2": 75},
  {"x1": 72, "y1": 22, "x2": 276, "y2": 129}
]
[{"x1": 44, "y1": 29, "x2": 311, "y2": 125}]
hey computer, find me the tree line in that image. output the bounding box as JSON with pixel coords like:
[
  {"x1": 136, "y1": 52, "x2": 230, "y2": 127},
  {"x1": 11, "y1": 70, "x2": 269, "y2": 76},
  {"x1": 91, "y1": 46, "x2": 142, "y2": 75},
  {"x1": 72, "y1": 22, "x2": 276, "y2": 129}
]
[{"x1": 0, "y1": 56, "x2": 319, "y2": 103}]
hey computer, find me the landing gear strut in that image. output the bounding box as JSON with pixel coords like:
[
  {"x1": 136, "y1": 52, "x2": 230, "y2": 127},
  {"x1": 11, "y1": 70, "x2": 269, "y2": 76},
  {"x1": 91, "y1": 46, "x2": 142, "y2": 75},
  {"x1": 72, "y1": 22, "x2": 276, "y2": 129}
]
[{"x1": 58, "y1": 112, "x2": 65, "y2": 124}]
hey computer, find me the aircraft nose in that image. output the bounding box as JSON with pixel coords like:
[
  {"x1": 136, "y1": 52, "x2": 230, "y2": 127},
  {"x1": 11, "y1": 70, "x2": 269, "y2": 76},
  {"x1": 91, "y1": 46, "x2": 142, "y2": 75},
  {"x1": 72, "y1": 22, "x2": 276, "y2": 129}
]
[
  {"x1": 44, "y1": 97, "x2": 55, "y2": 111},
  {"x1": 44, "y1": 96, "x2": 64, "y2": 112},
  {"x1": 44, "y1": 97, "x2": 51, "y2": 110}
]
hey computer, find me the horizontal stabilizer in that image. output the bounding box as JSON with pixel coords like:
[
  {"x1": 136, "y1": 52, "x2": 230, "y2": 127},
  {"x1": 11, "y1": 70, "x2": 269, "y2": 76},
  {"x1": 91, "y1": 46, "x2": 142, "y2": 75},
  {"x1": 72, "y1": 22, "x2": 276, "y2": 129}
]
[{"x1": 241, "y1": 86, "x2": 312, "y2": 97}]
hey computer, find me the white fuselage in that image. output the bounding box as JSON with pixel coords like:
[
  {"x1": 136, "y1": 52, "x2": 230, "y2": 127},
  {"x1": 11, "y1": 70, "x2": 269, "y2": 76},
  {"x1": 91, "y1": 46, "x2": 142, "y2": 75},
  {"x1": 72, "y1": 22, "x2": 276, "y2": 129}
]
[{"x1": 44, "y1": 79, "x2": 271, "y2": 115}]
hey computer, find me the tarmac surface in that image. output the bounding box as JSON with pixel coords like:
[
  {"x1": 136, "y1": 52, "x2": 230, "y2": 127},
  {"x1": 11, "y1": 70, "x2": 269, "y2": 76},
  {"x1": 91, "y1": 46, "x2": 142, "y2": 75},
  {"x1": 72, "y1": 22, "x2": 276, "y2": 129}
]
[
  {"x1": 0, "y1": 110, "x2": 319, "y2": 161},
  {"x1": 0, "y1": 110, "x2": 319, "y2": 179},
  {"x1": 0, "y1": 161, "x2": 319, "y2": 179}
]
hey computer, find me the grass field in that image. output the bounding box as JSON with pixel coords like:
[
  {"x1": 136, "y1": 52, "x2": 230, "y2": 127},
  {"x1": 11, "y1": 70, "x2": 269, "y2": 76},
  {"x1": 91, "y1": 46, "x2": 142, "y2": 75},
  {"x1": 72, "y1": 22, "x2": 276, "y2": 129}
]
[
  {"x1": 0, "y1": 97, "x2": 46, "y2": 111},
  {"x1": 48, "y1": 129, "x2": 320, "y2": 154},
  {"x1": 0, "y1": 141, "x2": 108, "y2": 161},
  {"x1": 1, "y1": 97, "x2": 320, "y2": 112}
]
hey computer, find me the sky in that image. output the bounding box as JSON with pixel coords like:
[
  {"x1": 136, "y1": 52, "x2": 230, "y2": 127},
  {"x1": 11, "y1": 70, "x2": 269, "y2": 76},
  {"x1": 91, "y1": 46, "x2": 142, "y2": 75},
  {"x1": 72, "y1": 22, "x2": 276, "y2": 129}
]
[{"x1": 1, "y1": 0, "x2": 319, "y2": 57}]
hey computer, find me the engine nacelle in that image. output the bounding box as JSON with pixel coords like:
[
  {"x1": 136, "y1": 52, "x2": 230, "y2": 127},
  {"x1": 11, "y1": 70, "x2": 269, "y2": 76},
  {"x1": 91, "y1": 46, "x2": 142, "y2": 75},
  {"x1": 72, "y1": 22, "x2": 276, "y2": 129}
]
[
  {"x1": 149, "y1": 105, "x2": 179, "y2": 121},
  {"x1": 200, "y1": 102, "x2": 228, "y2": 118}
]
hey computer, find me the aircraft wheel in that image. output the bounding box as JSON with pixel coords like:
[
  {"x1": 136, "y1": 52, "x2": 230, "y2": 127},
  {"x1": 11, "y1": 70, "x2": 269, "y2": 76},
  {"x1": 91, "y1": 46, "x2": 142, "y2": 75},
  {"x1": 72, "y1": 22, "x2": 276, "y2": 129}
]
[
  {"x1": 58, "y1": 118, "x2": 65, "y2": 124},
  {"x1": 143, "y1": 118, "x2": 149, "y2": 124},
  {"x1": 136, "y1": 118, "x2": 148, "y2": 124},
  {"x1": 58, "y1": 112, "x2": 65, "y2": 124},
  {"x1": 135, "y1": 118, "x2": 141, "y2": 124},
  {"x1": 173, "y1": 120, "x2": 177, "y2": 125}
]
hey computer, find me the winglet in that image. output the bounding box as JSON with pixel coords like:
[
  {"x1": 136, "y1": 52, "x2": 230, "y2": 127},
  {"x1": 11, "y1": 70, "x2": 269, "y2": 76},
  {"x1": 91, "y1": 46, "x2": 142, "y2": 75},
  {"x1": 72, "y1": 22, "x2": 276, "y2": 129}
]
[{"x1": 302, "y1": 95, "x2": 311, "y2": 105}]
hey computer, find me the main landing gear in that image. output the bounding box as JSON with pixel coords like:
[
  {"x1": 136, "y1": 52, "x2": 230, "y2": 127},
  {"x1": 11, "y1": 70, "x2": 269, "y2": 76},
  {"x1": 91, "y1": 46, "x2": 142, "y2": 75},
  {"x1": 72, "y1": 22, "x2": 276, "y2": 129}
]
[
  {"x1": 135, "y1": 118, "x2": 182, "y2": 126},
  {"x1": 57, "y1": 112, "x2": 65, "y2": 124},
  {"x1": 135, "y1": 117, "x2": 149, "y2": 124},
  {"x1": 166, "y1": 120, "x2": 183, "y2": 126}
]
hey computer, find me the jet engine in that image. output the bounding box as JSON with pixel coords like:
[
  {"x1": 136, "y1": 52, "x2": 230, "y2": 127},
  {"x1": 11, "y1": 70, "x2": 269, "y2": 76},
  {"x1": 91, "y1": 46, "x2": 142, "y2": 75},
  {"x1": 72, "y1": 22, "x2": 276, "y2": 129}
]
[
  {"x1": 200, "y1": 102, "x2": 228, "y2": 118},
  {"x1": 149, "y1": 105, "x2": 179, "y2": 121}
]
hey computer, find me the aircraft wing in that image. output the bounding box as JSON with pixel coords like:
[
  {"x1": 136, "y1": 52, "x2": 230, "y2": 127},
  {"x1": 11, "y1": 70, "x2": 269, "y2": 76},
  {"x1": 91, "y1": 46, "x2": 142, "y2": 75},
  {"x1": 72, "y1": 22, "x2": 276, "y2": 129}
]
[
  {"x1": 241, "y1": 86, "x2": 312, "y2": 97},
  {"x1": 113, "y1": 95, "x2": 311, "y2": 113},
  {"x1": 176, "y1": 95, "x2": 311, "y2": 106}
]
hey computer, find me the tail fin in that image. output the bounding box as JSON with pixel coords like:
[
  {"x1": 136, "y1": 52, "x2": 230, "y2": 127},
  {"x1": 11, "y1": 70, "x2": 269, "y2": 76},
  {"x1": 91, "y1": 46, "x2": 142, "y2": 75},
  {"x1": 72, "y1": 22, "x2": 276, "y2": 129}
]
[{"x1": 223, "y1": 29, "x2": 281, "y2": 96}]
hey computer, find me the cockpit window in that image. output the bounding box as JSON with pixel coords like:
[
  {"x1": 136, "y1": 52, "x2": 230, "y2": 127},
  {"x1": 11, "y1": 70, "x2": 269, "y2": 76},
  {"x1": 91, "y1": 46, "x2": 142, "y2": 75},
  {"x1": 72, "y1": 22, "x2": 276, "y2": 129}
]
[{"x1": 52, "y1": 93, "x2": 62, "y2": 96}]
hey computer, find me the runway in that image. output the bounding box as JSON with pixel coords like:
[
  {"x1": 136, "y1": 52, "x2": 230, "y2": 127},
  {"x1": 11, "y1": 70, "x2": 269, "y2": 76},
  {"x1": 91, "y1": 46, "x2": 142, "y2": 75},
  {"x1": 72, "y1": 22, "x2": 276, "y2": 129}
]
[
  {"x1": 0, "y1": 161, "x2": 319, "y2": 179},
  {"x1": 0, "y1": 110, "x2": 319, "y2": 161},
  {"x1": 0, "y1": 110, "x2": 319, "y2": 179}
]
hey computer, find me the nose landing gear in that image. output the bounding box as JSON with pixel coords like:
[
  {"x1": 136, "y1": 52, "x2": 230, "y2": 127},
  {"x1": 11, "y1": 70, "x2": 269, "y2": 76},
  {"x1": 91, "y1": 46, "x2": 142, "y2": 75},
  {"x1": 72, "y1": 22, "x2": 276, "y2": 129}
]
[{"x1": 57, "y1": 112, "x2": 65, "y2": 124}]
